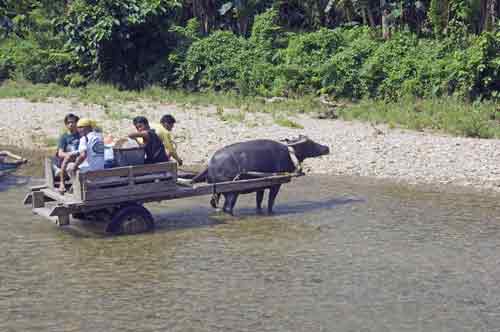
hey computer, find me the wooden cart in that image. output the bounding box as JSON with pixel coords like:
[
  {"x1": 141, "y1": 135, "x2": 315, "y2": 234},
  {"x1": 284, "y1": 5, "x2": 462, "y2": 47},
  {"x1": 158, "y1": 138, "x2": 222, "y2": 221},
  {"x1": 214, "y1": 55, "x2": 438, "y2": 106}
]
[{"x1": 24, "y1": 158, "x2": 296, "y2": 235}]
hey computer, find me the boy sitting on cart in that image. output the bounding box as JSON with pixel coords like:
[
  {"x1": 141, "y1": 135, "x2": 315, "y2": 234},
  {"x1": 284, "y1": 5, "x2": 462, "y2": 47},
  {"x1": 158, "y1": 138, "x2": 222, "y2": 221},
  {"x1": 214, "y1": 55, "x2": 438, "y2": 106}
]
[{"x1": 128, "y1": 116, "x2": 169, "y2": 164}]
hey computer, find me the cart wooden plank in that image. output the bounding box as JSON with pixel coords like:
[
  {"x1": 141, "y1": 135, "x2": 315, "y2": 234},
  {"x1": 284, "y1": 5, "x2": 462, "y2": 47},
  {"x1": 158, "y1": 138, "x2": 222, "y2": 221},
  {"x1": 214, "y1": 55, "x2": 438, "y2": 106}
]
[
  {"x1": 43, "y1": 184, "x2": 215, "y2": 209},
  {"x1": 72, "y1": 161, "x2": 178, "y2": 201},
  {"x1": 82, "y1": 181, "x2": 177, "y2": 201},
  {"x1": 81, "y1": 167, "x2": 130, "y2": 180},
  {"x1": 82, "y1": 162, "x2": 176, "y2": 180},
  {"x1": 41, "y1": 188, "x2": 83, "y2": 205},
  {"x1": 44, "y1": 158, "x2": 55, "y2": 188},
  {"x1": 85, "y1": 173, "x2": 174, "y2": 189}
]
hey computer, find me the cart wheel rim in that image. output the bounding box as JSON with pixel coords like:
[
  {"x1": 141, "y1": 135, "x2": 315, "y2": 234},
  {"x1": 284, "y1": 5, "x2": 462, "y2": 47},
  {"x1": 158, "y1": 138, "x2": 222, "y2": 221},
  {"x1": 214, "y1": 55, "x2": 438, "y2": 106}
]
[{"x1": 120, "y1": 214, "x2": 149, "y2": 234}]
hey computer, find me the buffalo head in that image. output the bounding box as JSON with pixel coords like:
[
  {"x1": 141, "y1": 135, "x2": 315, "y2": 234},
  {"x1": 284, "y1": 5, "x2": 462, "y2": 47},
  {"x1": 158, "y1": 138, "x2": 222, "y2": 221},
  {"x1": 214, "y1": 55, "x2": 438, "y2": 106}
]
[{"x1": 281, "y1": 135, "x2": 330, "y2": 162}]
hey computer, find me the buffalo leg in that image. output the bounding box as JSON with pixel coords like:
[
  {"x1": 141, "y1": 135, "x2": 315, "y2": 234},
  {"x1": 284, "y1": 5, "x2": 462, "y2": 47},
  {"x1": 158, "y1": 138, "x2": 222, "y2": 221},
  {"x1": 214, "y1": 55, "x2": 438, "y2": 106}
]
[
  {"x1": 267, "y1": 185, "x2": 281, "y2": 214},
  {"x1": 256, "y1": 190, "x2": 264, "y2": 212},
  {"x1": 223, "y1": 192, "x2": 239, "y2": 215}
]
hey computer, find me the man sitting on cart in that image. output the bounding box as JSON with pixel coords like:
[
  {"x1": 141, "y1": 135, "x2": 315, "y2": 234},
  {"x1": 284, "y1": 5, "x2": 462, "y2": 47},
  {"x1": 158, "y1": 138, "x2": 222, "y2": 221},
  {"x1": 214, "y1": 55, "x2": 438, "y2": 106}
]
[
  {"x1": 59, "y1": 118, "x2": 105, "y2": 193},
  {"x1": 129, "y1": 116, "x2": 169, "y2": 164},
  {"x1": 55, "y1": 113, "x2": 80, "y2": 191}
]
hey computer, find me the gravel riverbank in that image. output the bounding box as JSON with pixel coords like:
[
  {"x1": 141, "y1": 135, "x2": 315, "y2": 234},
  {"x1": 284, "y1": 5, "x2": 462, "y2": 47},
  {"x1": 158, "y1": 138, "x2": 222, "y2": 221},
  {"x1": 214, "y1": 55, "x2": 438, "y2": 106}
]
[{"x1": 1, "y1": 98, "x2": 499, "y2": 193}]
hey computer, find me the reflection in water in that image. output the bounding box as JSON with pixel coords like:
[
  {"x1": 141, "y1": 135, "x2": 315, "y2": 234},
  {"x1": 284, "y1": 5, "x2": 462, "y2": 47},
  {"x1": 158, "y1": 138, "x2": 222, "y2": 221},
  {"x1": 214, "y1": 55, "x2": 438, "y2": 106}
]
[{"x1": 1, "y1": 175, "x2": 499, "y2": 332}]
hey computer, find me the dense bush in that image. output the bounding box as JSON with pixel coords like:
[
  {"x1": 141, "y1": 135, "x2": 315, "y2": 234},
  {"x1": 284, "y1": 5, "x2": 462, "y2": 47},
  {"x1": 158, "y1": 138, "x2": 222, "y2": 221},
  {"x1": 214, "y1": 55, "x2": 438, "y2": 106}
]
[
  {"x1": 178, "y1": 30, "x2": 248, "y2": 91},
  {"x1": 61, "y1": 0, "x2": 181, "y2": 89},
  {"x1": 172, "y1": 17, "x2": 499, "y2": 101},
  {"x1": 0, "y1": 5, "x2": 73, "y2": 84},
  {"x1": 1, "y1": 2, "x2": 498, "y2": 101},
  {"x1": 0, "y1": 37, "x2": 72, "y2": 84},
  {"x1": 320, "y1": 27, "x2": 377, "y2": 98},
  {"x1": 444, "y1": 31, "x2": 500, "y2": 100}
]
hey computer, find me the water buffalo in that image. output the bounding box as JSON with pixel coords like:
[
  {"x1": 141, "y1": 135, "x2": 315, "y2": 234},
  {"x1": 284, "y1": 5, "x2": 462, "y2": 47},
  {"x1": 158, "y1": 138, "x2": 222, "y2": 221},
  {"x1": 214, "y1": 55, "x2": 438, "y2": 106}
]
[{"x1": 192, "y1": 135, "x2": 329, "y2": 215}]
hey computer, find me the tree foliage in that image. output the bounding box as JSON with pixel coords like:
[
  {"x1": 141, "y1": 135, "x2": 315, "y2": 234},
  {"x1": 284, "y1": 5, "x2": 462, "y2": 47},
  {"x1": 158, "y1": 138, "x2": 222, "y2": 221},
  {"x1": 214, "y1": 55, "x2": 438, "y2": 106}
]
[{"x1": 0, "y1": 0, "x2": 498, "y2": 100}]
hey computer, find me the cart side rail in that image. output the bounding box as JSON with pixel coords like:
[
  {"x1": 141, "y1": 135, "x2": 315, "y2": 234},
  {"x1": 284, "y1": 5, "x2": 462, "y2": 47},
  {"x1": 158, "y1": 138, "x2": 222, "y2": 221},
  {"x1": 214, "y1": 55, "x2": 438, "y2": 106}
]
[{"x1": 73, "y1": 161, "x2": 178, "y2": 201}]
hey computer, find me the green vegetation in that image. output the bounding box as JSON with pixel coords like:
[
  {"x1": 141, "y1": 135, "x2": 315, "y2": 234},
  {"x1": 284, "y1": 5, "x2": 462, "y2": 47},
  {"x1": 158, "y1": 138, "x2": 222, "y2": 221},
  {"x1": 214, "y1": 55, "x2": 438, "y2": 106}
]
[
  {"x1": 339, "y1": 97, "x2": 500, "y2": 138},
  {"x1": 274, "y1": 116, "x2": 305, "y2": 129},
  {"x1": 215, "y1": 106, "x2": 246, "y2": 122},
  {"x1": 0, "y1": 1, "x2": 499, "y2": 137}
]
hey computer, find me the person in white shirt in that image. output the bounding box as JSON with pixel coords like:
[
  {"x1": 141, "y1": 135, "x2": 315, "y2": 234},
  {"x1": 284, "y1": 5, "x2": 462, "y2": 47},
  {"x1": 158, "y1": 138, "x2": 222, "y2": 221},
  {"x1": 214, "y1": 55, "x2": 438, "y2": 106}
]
[{"x1": 74, "y1": 118, "x2": 105, "y2": 172}]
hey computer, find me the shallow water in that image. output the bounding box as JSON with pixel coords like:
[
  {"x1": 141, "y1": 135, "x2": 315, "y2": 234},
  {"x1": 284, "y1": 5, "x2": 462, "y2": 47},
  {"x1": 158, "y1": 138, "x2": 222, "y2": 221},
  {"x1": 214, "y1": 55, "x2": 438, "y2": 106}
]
[{"x1": 1, "y1": 175, "x2": 499, "y2": 332}]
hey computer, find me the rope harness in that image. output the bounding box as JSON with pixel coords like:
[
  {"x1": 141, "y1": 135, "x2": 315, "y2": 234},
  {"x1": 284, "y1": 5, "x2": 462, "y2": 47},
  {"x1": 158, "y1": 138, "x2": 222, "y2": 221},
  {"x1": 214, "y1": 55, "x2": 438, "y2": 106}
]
[{"x1": 288, "y1": 146, "x2": 302, "y2": 174}]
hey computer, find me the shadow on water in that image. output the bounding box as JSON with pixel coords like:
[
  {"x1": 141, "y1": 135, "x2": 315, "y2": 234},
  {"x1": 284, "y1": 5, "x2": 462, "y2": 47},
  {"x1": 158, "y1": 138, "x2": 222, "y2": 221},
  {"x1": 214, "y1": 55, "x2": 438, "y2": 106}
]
[
  {"x1": 202, "y1": 195, "x2": 365, "y2": 219},
  {"x1": 149, "y1": 196, "x2": 364, "y2": 234},
  {"x1": 153, "y1": 206, "x2": 228, "y2": 233},
  {"x1": 237, "y1": 197, "x2": 365, "y2": 217}
]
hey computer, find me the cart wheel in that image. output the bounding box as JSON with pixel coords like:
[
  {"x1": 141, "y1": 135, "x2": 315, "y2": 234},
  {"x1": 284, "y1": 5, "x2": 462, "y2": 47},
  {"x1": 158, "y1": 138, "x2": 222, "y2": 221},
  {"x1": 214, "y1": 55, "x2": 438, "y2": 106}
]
[{"x1": 106, "y1": 204, "x2": 155, "y2": 235}]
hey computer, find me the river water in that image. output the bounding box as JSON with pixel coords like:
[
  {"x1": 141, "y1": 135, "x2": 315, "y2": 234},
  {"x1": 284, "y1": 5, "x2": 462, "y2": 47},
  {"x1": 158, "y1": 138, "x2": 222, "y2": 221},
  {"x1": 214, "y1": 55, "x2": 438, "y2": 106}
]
[{"x1": 1, "y1": 175, "x2": 499, "y2": 332}]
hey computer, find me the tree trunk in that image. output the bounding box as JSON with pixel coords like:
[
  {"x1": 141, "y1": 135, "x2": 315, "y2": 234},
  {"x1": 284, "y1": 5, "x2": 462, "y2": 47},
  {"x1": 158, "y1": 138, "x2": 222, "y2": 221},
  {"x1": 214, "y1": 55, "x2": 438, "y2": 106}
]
[
  {"x1": 381, "y1": 0, "x2": 390, "y2": 39},
  {"x1": 443, "y1": 0, "x2": 450, "y2": 34},
  {"x1": 341, "y1": 0, "x2": 354, "y2": 22},
  {"x1": 480, "y1": 0, "x2": 488, "y2": 31},
  {"x1": 192, "y1": 0, "x2": 217, "y2": 35},
  {"x1": 484, "y1": 0, "x2": 498, "y2": 30},
  {"x1": 366, "y1": 6, "x2": 376, "y2": 27},
  {"x1": 361, "y1": 6, "x2": 368, "y2": 25},
  {"x1": 238, "y1": 15, "x2": 250, "y2": 36}
]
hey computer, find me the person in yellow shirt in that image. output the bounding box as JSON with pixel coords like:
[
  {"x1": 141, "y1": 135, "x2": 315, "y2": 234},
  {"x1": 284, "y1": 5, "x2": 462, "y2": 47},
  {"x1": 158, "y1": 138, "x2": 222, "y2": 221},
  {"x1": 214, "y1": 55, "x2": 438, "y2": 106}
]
[{"x1": 150, "y1": 114, "x2": 183, "y2": 166}]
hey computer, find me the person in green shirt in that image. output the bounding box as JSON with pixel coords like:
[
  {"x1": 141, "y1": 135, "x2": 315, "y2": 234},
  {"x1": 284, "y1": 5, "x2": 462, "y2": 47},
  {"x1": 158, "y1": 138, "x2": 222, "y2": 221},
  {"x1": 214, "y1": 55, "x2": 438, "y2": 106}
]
[
  {"x1": 151, "y1": 114, "x2": 183, "y2": 166},
  {"x1": 55, "y1": 113, "x2": 80, "y2": 191}
]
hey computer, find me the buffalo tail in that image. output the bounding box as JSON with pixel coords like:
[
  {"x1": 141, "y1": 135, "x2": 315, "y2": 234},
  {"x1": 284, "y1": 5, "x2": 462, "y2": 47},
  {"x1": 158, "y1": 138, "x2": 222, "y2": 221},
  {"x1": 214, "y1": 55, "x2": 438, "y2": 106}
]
[{"x1": 191, "y1": 167, "x2": 208, "y2": 183}]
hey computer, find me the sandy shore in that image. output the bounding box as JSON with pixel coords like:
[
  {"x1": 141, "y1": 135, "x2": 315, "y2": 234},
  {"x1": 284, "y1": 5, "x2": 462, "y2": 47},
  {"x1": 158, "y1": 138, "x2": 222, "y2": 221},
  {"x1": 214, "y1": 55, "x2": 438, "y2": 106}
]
[{"x1": 1, "y1": 97, "x2": 499, "y2": 193}]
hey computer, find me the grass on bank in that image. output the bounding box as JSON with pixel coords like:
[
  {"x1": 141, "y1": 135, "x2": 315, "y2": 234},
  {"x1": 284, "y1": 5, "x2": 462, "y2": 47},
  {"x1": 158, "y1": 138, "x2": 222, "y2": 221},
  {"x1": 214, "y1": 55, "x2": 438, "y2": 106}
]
[
  {"x1": 1, "y1": 80, "x2": 499, "y2": 138},
  {"x1": 340, "y1": 97, "x2": 500, "y2": 138}
]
